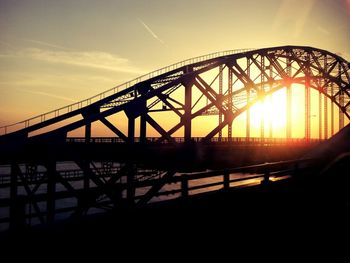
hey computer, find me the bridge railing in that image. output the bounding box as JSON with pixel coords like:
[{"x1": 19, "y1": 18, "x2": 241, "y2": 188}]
[
  {"x1": 66, "y1": 137, "x2": 324, "y2": 145},
  {"x1": 105, "y1": 158, "x2": 317, "y2": 205},
  {"x1": 0, "y1": 48, "x2": 255, "y2": 136},
  {"x1": 0, "y1": 157, "x2": 316, "y2": 228}
]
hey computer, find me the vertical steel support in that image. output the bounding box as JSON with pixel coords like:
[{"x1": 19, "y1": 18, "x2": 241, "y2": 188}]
[
  {"x1": 305, "y1": 82, "x2": 311, "y2": 140},
  {"x1": 140, "y1": 100, "x2": 147, "y2": 143},
  {"x1": 305, "y1": 54, "x2": 311, "y2": 141},
  {"x1": 339, "y1": 90, "x2": 344, "y2": 130},
  {"x1": 324, "y1": 55, "x2": 328, "y2": 139},
  {"x1": 338, "y1": 63, "x2": 344, "y2": 130},
  {"x1": 140, "y1": 114, "x2": 147, "y2": 143},
  {"x1": 269, "y1": 61, "x2": 273, "y2": 138},
  {"x1": 181, "y1": 177, "x2": 188, "y2": 198},
  {"x1": 331, "y1": 83, "x2": 334, "y2": 136},
  {"x1": 286, "y1": 57, "x2": 292, "y2": 139},
  {"x1": 126, "y1": 163, "x2": 135, "y2": 205},
  {"x1": 218, "y1": 65, "x2": 223, "y2": 141},
  {"x1": 128, "y1": 117, "x2": 135, "y2": 143},
  {"x1": 184, "y1": 82, "x2": 192, "y2": 143},
  {"x1": 83, "y1": 176, "x2": 90, "y2": 191},
  {"x1": 260, "y1": 56, "x2": 265, "y2": 140},
  {"x1": 228, "y1": 66, "x2": 233, "y2": 141},
  {"x1": 10, "y1": 164, "x2": 23, "y2": 230},
  {"x1": 85, "y1": 122, "x2": 91, "y2": 143},
  {"x1": 324, "y1": 93, "x2": 328, "y2": 139},
  {"x1": 47, "y1": 161, "x2": 56, "y2": 224},
  {"x1": 319, "y1": 90, "x2": 322, "y2": 140},
  {"x1": 246, "y1": 58, "x2": 250, "y2": 141},
  {"x1": 83, "y1": 161, "x2": 90, "y2": 190},
  {"x1": 223, "y1": 172, "x2": 229, "y2": 190}
]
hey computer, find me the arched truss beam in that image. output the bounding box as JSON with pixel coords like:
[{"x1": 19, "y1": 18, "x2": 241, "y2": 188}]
[{"x1": 1, "y1": 46, "x2": 349, "y2": 143}]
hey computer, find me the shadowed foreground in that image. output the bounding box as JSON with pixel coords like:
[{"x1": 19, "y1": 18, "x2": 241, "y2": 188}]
[
  {"x1": 1, "y1": 165, "x2": 349, "y2": 262},
  {"x1": 2, "y1": 126, "x2": 350, "y2": 261}
]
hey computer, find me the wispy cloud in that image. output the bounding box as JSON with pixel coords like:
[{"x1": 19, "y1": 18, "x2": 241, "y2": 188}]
[
  {"x1": 23, "y1": 38, "x2": 68, "y2": 50},
  {"x1": 17, "y1": 88, "x2": 78, "y2": 102},
  {"x1": 138, "y1": 18, "x2": 165, "y2": 44},
  {"x1": 316, "y1": 26, "x2": 330, "y2": 35},
  {"x1": 0, "y1": 48, "x2": 146, "y2": 74},
  {"x1": 0, "y1": 40, "x2": 15, "y2": 50},
  {"x1": 0, "y1": 71, "x2": 117, "y2": 90}
]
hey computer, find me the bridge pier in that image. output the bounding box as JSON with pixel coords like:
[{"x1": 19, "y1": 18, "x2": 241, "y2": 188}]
[
  {"x1": 140, "y1": 114, "x2": 147, "y2": 143},
  {"x1": 184, "y1": 81, "x2": 192, "y2": 143},
  {"x1": 339, "y1": 92, "x2": 344, "y2": 130},
  {"x1": 128, "y1": 117, "x2": 135, "y2": 144},
  {"x1": 126, "y1": 163, "x2": 135, "y2": 206},
  {"x1": 228, "y1": 66, "x2": 233, "y2": 141},
  {"x1": 46, "y1": 161, "x2": 56, "y2": 224},
  {"x1": 286, "y1": 56, "x2": 292, "y2": 140},
  {"x1": 218, "y1": 65, "x2": 223, "y2": 142},
  {"x1": 323, "y1": 56, "x2": 328, "y2": 139},
  {"x1": 10, "y1": 164, "x2": 26, "y2": 231},
  {"x1": 246, "y1": 58, "x2": 250, "y2": 141},
  {"x1": 331, "y1": 83, "x2": 334, "y2": 136},
  {"x1": 260, "y1": 56, "x2": 265, "y2": 140},
  {"x1": 85, "y1": 123, "x2": 91, "y2": 143},
  {"x1": 305, "y1": 54, "x2": 311, "y2": 141}
]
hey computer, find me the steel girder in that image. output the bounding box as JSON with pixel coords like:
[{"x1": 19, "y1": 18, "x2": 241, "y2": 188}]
[{"x1": 0, "y1": 46, "x2": 349, "y2": 144}]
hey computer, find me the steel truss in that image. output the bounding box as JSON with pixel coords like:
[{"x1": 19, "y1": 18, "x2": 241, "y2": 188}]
[{"x1": 0, "y1": 46, "x2": 349, "y2": 143}]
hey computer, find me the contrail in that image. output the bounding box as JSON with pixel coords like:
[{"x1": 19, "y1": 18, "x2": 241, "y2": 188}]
[
  {"x1": 138, "y1": 18, "x2": 164, "y2": 44},
  {"x1": 18, "y1": 88, "x2": 77, "y2": 103},
  {"x1": 23, "y1": 38, "x2": 69, "y2": 50}
]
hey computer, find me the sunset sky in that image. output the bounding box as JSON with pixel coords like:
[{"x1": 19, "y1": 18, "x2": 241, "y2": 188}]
[{"x1": 0, "y1": 0, "x2": 350, "y2": 137}]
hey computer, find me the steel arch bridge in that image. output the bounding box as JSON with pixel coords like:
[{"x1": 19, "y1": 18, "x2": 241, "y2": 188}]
[
  {"x1": 1, "y1": 45, "x2": 350, "y2": 144},
  {"x1": 1, "y1": 45, "x2": 350, "y2": 228}
]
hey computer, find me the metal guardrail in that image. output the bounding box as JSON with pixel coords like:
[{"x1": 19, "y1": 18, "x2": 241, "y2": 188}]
[
  {"x1": 66, "y1": 137, "x2": 324, "y2": 144},
  {"x1": 0, "y1": 158, "x2": 315, "y2": 229},
  {"x1": 0, "y1": 48, "x2": 255, "y2": 136}
]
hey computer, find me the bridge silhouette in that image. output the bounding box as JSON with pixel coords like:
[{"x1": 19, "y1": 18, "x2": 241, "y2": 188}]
[{"x1": 0, "y1": 46, "x2": 350, "y2": 242}]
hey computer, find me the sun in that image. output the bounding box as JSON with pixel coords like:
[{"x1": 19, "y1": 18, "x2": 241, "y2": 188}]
[{"x1": 249, "y1": 88, "x2": 287, "y2": 137}]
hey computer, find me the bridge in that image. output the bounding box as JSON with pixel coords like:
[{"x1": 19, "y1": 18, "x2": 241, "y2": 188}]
[{"x1": 0, "y1": 45, "x2": 350, "y2": 234}]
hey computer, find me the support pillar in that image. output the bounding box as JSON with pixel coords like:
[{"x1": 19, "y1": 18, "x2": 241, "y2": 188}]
[
  {"x1": 228, "y1": 67, "x2": 233, "y2": 141},
  {"x1": 305, "y1": 83, "x2": 311, "y2": 141},
  {"x1": 218, "y1": 65, "x2": 223, "y2": 141},
  {"x1": 324, "y1": 92, "x2": 328, "y2": 139},
  {"x1": 126, "y1": 163, "x2": 135, "y2": 206},
  {"x1": 305, "y1": 54, "x2": 311, "y2": 141},
  {"x1": 260, "y1": 56, "x2": 265, "y2": 141},
  {"x1": 184, "y1": 82, "x2": 192, "y2": 143},
  {"x1": 128, "y1": 117, "x2": 135, "y2": 144},
  {"x1": 269, "y1": 94, "x2": 273, "y2": 139},
  {"x1": 324, "y1": 56, "x2": 328, "y2": 139},
  {"x1": 339, "y1": 90, "x2": 344, "y2": 130},
  {"x1": 338, "y1": 64, "x2": 344, "y2": 131},
  {"x1": 140, "y1": 114, "x2": 147, "y2": 143},
  {"x1": 140, "y1": 100, "x2": 147, "y2": 143},
  {"x1": 286, "y1": 57, "x2": 292, "y2": 140},
  {"x1": 47, "y1": 161, "x2": 56, "y2": 224},
  {"x1": 10, "y1": 164, "x2": 25, "y2": 230},
  {"x1": 319, "y1": 90, "x2": 322, "y2": 140},
  {"x1": 331, "y1": 83, "x2": 334, "y2": 136},
  {"x1": 83, "y1": 161, "x2": 90, "y2": 190},
  {"x1": 246, "y1": 59, "x2": 250, "y2": 141},
  {"x1": 269, "y1": 62, "x2": 273, "y2": 139},
  {"x1": 85, "y1": 122, "x2": 91, "y2": 143}
]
